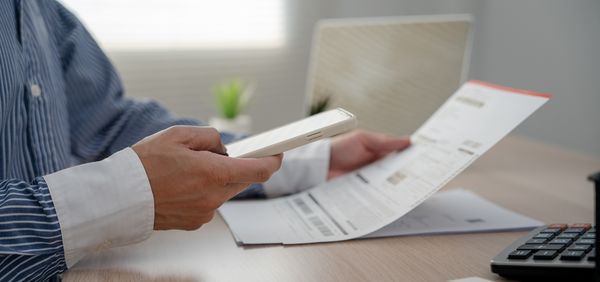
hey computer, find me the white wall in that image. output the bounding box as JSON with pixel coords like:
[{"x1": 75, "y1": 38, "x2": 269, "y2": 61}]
[
  {"x1": 107, "y1": 0, "x2": 330, "y2": 133},
  {"x1": 323, "y1": 0, "x2": 600, "y2": 157},
  {"x1": 472, "y1": 0, "x2": 600, "y2": 157},
  {"x1": 106, "y1": 0, "x2": 600, "y2": 157}
]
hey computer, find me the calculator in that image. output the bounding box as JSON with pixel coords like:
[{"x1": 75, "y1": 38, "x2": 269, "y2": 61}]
[{"x1": 491, "y1": 223, "x2": 595, "y2": 280}]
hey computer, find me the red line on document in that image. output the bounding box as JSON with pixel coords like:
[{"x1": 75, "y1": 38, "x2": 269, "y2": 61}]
[{"x1": 468, "y1": 80, "x2": 552, "y2": 99}]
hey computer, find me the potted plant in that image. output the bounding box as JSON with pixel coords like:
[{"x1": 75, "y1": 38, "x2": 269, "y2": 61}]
[
  {"x1": 209, "y1": 79, "x2": 253, "y2": 133},
  {"x1": 309, "y1": 95, "x2": 331, "y2": 116}
]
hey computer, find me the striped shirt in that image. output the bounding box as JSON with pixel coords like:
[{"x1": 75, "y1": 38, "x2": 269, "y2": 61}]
[{"x1": 0, "y1": 0, "x2": 266, "y2": 280}]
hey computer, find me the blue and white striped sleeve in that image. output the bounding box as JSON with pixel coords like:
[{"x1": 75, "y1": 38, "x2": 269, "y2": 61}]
[
  {"x1": 0, "y1": 178, "x2": 65, "y2": 281},
  {"x1": 0, "y1": 146, "x2": 154, "y2": 281},
  {"x1": 50, "y1": 2, "x2": 201, "y2": 162},
  {"x1": 0, "y1": 1, "x2": 329, "y2": 280}
]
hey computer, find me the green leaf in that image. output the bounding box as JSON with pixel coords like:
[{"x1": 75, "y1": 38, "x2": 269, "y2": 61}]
[
  {"x1": 309, "y1": 95, "x2": 331, "y2": 115},
  {"x1": 214, "y1": 79, "x2": 249, "y2": 119}
]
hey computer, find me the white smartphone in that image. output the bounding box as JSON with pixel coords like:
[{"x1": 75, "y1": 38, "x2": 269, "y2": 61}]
[{"x1": 226, "y1": 108, "x2": 356, "y2": 158}]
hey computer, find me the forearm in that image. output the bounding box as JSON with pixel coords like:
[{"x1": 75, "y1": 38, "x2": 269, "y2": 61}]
[
  {"x1": 234, "y1": 139, "x2": 331, "y2": 199},
  {"x1": 103, "y1": 101, "x2": 239, "y2": 152},
  {"x1": 0, "y1": 178, "x2": 66, "y2": 280},
  {"x1": 52, "y1": 1, "x2": 218, "y2": 162},
  {"x1": 1, "y1": 147, "x2": 154, "y2": 281},
  {"x1": 43, "y1": 148, "x2": 153, "y2": 268}
]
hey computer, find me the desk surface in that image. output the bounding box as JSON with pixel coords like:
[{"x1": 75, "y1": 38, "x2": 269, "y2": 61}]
[{"x1": 64, "y1": 136, "x2": 600, "y2": 282}]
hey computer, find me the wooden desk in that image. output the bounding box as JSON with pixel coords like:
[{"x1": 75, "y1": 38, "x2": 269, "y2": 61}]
[{"x1": 64, "y1": 136, "x2": 600, "y2": 282}]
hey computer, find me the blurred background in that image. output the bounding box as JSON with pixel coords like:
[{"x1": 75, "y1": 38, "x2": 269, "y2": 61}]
[{"x1": 60, "y1": 0, "x2": 600, "y2": 157}]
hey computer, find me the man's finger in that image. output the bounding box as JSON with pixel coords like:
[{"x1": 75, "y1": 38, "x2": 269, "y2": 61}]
[
  {"x1": 167, "y1": 126, "x2": 227, "y2": 155},
  {"x1": 361, "y1": 132, "x2": 411, "y2": 154},
  {"x1": 222, "y1": 183, "x2": 254, "y2": 199},
  {"x1": 219, "y1": 154, "x2": 283, "y2": 184}
]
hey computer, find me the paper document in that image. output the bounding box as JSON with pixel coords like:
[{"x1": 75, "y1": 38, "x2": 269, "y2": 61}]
[
  {"x1": 222, "y1": 189, "x2": 542, "y2": 244},
  {"x1": 364, "y1": 189, "x2": 543, "y2": 239},
  {"x1": 220, "y1": 80, "x2": 550, "y2": 245}
]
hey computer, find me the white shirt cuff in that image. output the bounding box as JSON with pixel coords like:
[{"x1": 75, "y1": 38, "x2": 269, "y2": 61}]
[
  {"x1": 44, "y1": 148, "x2": 154, "y2": 268},
  {"x1": 262, "y1": 139, "x2": 331, "y2": 197}
]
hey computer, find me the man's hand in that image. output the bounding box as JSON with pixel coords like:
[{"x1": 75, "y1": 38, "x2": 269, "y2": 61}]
[
  {"x1": 328, "y1": 130, "x2": 410, "y2": 179},
  {"x1": 132, "y1": 126, "x2": 282, "y2": 230}
]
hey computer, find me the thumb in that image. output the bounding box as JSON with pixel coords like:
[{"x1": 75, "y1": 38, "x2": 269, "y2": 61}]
[
  {"x1": 361, "y1": 132, "x2": 411, "y2": 154},
  {"x1": 168, "y1": 126, "x2": 227, "y2": 155}
]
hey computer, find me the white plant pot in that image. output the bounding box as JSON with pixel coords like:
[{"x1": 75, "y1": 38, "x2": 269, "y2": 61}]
[{"x1": 209, "y1": 115, "x2": 252, "y2": 134}]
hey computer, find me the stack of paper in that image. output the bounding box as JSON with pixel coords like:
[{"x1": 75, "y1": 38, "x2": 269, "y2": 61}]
[
  {"x1": 364, "y1": 189, "x2": 542, "y2": 239},
  {"x1": 219, "y1": 81, "x2": 550, "y2": 245}
]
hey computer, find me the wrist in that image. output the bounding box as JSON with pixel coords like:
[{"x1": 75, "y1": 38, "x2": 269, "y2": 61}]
[
  {"x1": 261, "y1": 139, "x2": 331, "y2": 197},
  {"x1": 44, "y1": 148, "x2": 154, "y2": 267}
]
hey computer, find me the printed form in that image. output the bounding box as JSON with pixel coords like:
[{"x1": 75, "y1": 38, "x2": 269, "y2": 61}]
[
  {"x1": 219, "y1": 81, "x2": 550, "y2": 245},
  {"x1": 364, "y1": 189, "x2": 542, "y2": 239}
]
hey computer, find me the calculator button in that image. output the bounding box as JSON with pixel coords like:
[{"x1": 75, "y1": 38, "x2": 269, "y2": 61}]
[
  {"x1": 526, "y1": 238, "x2": 548, "y2": 245},
  {"x1": 517, "y1": 244, "x2": 545, "y2": 251},
  {"x1": 564, "y1": 227, "x2": 586, "y2": 234},
  {"x1": 540, "y1": 228, "x2": 561, "y2": 235},
  {"x1": 549, "y1": 238, "x2": 573, "y2": 245},
  {"x1": 539, "y1": 244, "x2": 565, "y2": 251},
  {"x1": 575, "y1": 239, "x2": 595, "y2": 245},
  {"x1": 581, "y1": 233, "x2": 596, "y2": 239},
  {"x1": 533, "y1": 250, "x2": 558, "y2": 260},
  {"x1": 548, "y1": 224, "x2": 568, "y2": 230},
  {"x1": 508, "y1": 250, "x2": 533, "y2": 259},
  {"x1": 556, "y1": 233, "x2": 579, "y2": 240},
  {"x1": 560, "y1": 250, "x2": 586, "y2": 261},
  {"x1": 569, "y1": 244, "x2": 592, "y2": 253},
  {"x1": 570, "y1": 223, "x2": 592, "y2": 230},
  {"x1": 533, "y1": 233, "x2": 555, "y2": 240},
  {"x1": 588, "y1": 249, "x2": 596, "y2": 261}
]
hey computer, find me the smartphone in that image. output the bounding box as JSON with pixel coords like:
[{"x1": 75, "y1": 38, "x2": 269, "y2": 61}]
[{"x1": 226, "y1": 108, "x2": 356, "y2": 158}]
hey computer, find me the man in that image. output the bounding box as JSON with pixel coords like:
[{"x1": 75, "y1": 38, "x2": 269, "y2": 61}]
[{"x1": 0, "y1": 1, "x2": 410, "y2": 280}]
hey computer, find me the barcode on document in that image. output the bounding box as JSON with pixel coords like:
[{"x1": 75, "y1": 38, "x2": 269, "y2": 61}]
[
  {"x1": 308, "y1": 216, "x2": 334, "y2": 237},
  {"x1": 293, "y1": 198, "x2": 313, "y2": 214}
]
